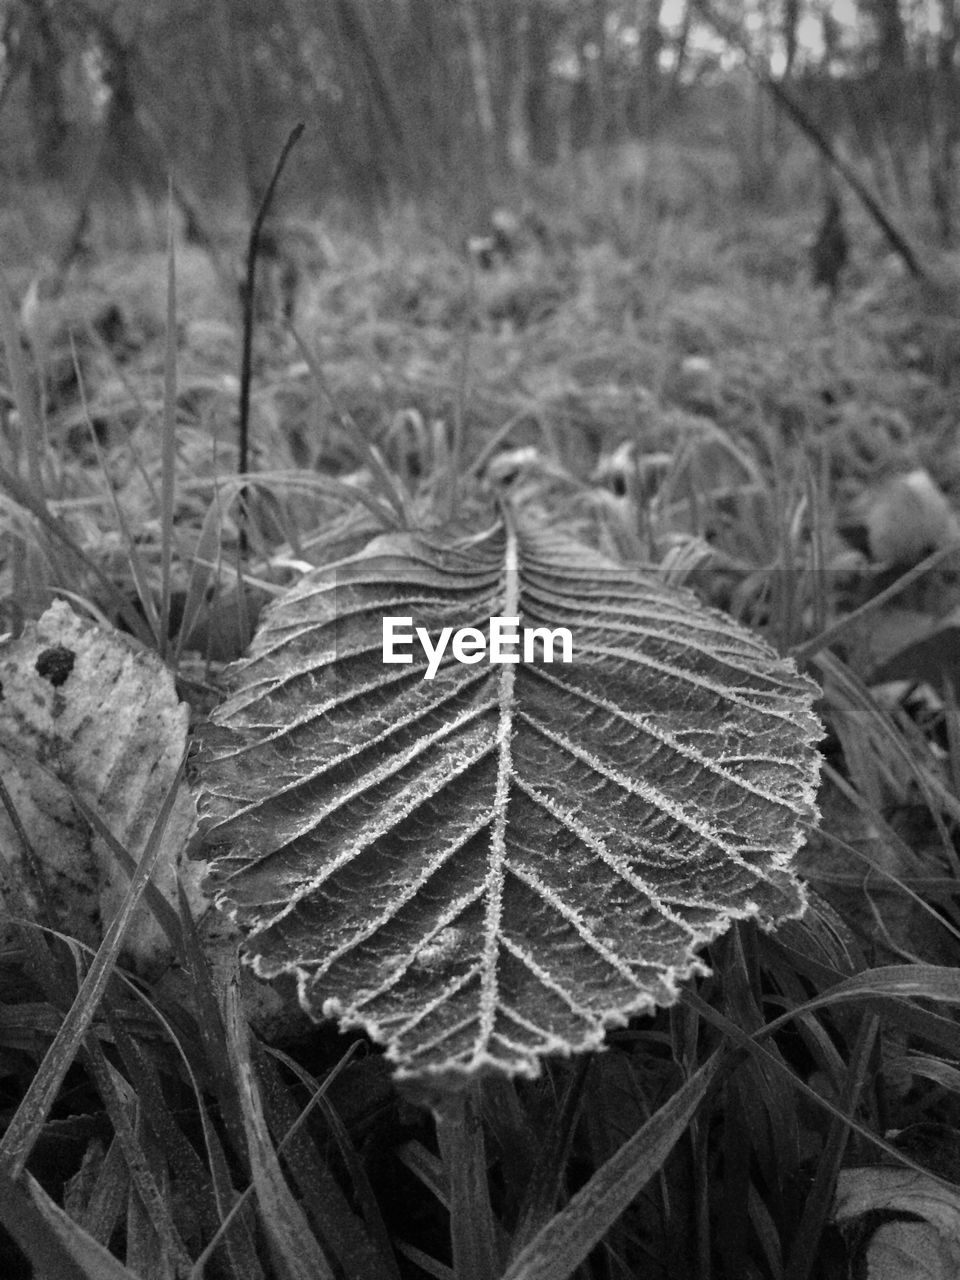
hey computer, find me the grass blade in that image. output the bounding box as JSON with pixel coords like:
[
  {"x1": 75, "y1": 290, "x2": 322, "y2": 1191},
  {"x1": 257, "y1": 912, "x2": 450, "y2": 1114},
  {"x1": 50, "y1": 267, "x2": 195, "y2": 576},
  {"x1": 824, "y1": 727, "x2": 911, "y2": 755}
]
[
  {"x1": 222, "y1": 976, "x2": 335, "y2": 1280},
  {"x1": 784, "y1": 1013, "x2": 879, "y2": 1280},
  {"x1": 78, "y1": 1135, "x2": 128, "y2": 1245},
  {"x1": 394, "y1": 1238, "x2": 454, "y2": 1280},
  {"x1": 759, "y1": 964, "x2": 960, "y2": 1036},
  {"x1": 685, "y1": 990, "x2": 960, "y2": 1190},
  {"x1": 0, "y1": 755, "x2": 186, "y2": 1178},
  {"x1": 288, "y1": 321, "x2": 409, "y2": 525},
  {"x1": 509, "y1": 1058, "x2": 591, "y2": 1259},
  {"x1": 70, "y1": 335, "x2": 161, "y2": 643},
  {"x1": 68, "y1": 786, "x2": 185, "y2": 957},
  {"x1": 104, "y1": 1000, "x2": 217, "y2": 1230},
  {"x1": 0, "y1": 1164, "x2": 141, "y2": 1280},
  {"x1": 0, "y1": 266, "x2": 44, "y2": 500},
  {"x1": 396, "y1": 1139, "x2": 448, "y2": 1207},
  {"x1": 261, "y1": 1044, "x2": 401, "y2": 1280},
  {"x1": 501, "y1": 1048, "x2": 725, "y2": 1280},
  {"x1": 82, "y1": 1048, "x2": 191, "y2": 1275},
  {"x1": 173, "y1": 496, "x2": 226, "y2": 662},
  {"x1": 434, "y1": 1084, "x2": 502, "y2": 1280},
  {"x1": 174, "y1": 879, "x2": 252, "y2": 1169},
  {"x1": 160, "y1": 190, "x2": 179, "y2": 659},
  {"x1": 0, "y1": 463, "x2": 156, "y2": 645}
]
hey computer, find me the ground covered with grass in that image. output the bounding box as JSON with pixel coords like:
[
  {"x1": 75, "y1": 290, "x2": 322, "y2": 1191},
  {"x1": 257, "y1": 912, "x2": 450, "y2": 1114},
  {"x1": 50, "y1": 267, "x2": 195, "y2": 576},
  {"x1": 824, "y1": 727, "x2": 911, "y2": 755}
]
[{"x1": 3, "y1": 157, "x2": 960, "y2": 1279}]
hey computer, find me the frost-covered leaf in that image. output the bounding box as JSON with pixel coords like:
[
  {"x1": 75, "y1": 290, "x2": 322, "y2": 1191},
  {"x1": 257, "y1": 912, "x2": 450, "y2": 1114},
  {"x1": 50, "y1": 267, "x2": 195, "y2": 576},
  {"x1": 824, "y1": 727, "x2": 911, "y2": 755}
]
[
  {"x1": 197, "y1": 513, "x2": 821, "y2": 1081},
  {"x1": 0, "y1": 601, "x2": 200, "y2": 967}
]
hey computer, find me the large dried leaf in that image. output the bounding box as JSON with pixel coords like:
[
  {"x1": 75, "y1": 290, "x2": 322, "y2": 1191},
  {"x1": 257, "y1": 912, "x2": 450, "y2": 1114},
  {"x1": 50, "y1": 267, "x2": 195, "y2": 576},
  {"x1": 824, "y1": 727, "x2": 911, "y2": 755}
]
[{"x1": 197, "y1": 515, "x2": 821, "y2": 1081}]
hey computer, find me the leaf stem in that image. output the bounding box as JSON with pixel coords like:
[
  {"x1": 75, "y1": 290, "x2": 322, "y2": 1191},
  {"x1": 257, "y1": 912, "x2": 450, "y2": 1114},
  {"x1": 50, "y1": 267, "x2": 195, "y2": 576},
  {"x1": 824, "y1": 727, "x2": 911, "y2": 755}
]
[{"x1": 433, "y1": 1082, "x2": 501, "y2": 1280}]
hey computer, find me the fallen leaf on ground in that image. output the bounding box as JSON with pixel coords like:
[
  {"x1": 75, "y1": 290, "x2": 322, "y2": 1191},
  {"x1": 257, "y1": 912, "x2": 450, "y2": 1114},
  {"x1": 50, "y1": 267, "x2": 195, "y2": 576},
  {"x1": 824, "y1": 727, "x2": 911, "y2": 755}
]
[
  {"x1": 835, "y1": 1165, "x2": 960, "y2": 1280},
  {"x1": 0, "y1": 601, "x2": 201, "y2": 968}
]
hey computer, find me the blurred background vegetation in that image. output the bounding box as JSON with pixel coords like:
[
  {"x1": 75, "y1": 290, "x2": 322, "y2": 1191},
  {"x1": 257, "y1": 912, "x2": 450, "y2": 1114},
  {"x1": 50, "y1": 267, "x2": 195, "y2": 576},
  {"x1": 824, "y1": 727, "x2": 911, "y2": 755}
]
[{"x1": 0, "y1": 0, "x2": 957, "y2": 243}]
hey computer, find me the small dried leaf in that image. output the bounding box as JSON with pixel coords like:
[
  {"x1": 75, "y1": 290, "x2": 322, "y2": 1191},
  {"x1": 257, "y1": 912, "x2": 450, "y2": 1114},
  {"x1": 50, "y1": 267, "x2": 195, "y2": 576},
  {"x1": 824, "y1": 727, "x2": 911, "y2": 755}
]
[
  {"x1": 0, "y1": 601, "x2": 201, "y2": 966},
  {"x1": 860, "y1": 1220, "x2": 959, "y2": 1280},
  {"x1": 836, "y1": 1166, "x2": 960, "y2": 1280},
  {"x1": 863, "y1": 469, "x2": 959, "y2": 567}
]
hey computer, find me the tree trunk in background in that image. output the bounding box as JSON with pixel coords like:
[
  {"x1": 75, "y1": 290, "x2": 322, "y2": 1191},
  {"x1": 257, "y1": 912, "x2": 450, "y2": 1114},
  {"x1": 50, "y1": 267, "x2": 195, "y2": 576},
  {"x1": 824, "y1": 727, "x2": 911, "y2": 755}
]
[
  {"x1": 331, "y1": 0, "x2": 411, "y2": 201},
  {"x1": 524, "y1": 0, "x2": 560, "y2": 164},
  {"x1": 193, "y1": 0, "x2": 268, "y2": 214},
  {"x1": 939, "y1": 0, "x2": 959, "y2": 67},
  {"x1": 97, "y1": 39, "x2": 158, "y2": 196},
  {"x1": 933, "y1": 0, "x2": 959, "y2": 242},
  {"x1": 460, "y1": 0, "x2": 497, "y2": 186},
  {"x1": 782, "y1": 0, "x2": 800, "y2": 78},
  {"x1": 860, "y1": 0, "x2": 907, "y2": 73},
  {"x1": 858, "y1": 0, "x2": 910, "y2": 207},
  {"x1": 590, "y1": 0, "x2": 610, "y2": 148},
  {"x1": 62, "y1": 7, "x2": 165, "y2": 205},
  {"x1": 637, "y1": 0, "x2": 664, "y2": 136},
  {"x1": 664, "y1": 0, "x2": 692, "y2": 110},
  {"x1": 24, "y1": 0, "x2": 68, "y2": 175},
  {"x1": 819, "y1": 1, "x2": 841, "y2": 68},
  {"x1": 405, "y1": 0, "x2": 465, "y2": 187},
  {"x1": 773, "y1": 0, "x2": 800, "y2": 151},
  {"x1": 4, "y1": 0, "x2": 952, "y2": 220},
  {"x1": 487, "y1": 0, "x2": 521, "y2": 172}
]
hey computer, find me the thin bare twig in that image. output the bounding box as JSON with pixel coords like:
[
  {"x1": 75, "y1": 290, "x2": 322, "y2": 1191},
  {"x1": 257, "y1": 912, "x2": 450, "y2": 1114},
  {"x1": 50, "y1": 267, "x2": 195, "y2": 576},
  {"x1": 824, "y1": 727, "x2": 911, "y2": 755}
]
[{"x1": 237, "y1": 121, "x2": 306, "y2": 551}]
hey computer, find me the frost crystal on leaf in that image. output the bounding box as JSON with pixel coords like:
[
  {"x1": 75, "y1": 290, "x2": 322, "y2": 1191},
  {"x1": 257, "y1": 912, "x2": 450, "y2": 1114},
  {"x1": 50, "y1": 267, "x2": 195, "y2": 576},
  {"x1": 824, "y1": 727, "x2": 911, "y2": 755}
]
[{"x1": 196, "y1": 515, "x2": 822, "y2": 1082}]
